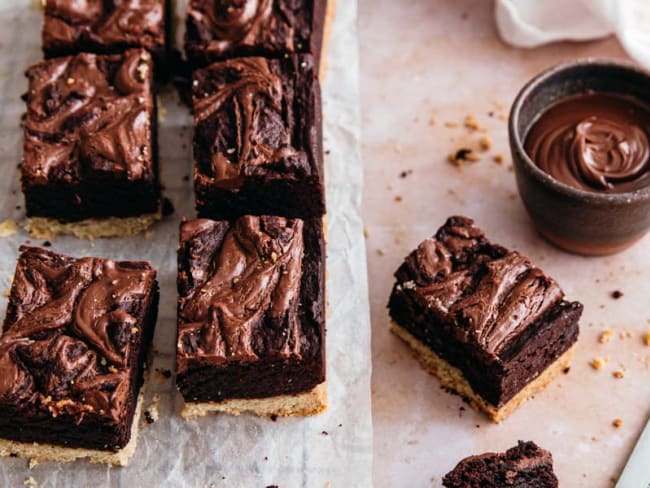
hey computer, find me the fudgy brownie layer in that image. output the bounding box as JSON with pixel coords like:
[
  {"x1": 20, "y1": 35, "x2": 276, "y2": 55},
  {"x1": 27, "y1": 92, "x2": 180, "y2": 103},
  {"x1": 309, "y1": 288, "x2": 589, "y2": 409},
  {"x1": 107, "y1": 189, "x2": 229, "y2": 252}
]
[
  {"x1": 42, "y1": 1, "x2": 167, "y2": 61},
  {"x1": 443, "y1": 441, "x2": 559, "y2": 488},
  {"x1": 176, "y1": 216, "x2": 325, "y2": 403},
  {"x1": 185, "y1": 0, "x2": 328, "y2": 68},
  {"x1": 22, "y1": 50, "x2": 161, "y2": 223},
  {"x1": 0, "y1": 247, "x2": 158, "y2": 452},
  {"x1": 192, "y1": 55, "x2": 325, "y2": 220},
  {"x1": 388, "y1": 216, "x2": 582, "y2": 407}
]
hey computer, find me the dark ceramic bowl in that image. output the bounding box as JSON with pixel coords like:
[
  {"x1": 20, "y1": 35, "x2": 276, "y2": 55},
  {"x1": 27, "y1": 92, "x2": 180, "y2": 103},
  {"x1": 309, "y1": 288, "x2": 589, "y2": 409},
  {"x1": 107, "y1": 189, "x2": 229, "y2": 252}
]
[{"x1": 509, "y1": 59, "x2": 650, "y2": 256}]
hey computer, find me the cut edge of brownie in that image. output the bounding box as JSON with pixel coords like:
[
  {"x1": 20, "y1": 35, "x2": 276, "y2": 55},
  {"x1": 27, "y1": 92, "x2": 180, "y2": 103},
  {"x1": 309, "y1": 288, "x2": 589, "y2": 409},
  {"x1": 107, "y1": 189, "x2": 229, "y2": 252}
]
[
  {"x1": 0, "y1": 246, "x2": 159, "y2": 465},
  {"x1": 175, "y1": 216, "x2": 327, "y2": 418},
  {"x1": 442, "y1": 441, "x2": 559, "y2": 488},
  {"x1": 192, "y1": 54, "x2": 325, "y2": 221},
  {"x1": 387, "y1": 216, "x2": 582, "y2": 421}
]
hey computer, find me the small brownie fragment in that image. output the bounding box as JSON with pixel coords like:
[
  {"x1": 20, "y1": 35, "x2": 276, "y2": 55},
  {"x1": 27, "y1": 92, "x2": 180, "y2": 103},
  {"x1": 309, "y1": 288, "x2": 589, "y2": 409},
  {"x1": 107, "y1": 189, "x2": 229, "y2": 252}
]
[
  {"x1": 388, "y1": 216, "x2": 582, "y2": 421},
  {"x1": 185, "y1": 0, "x2": 328, "y2": 68},
  {"x1": 0, "y1": 246, "x2": 159, "y2": 465},
  {"x1": 176, "y1": 215, "x2": 326, "y2": 417},
  {"x1": 192, "y1": 55, "x2": 325, "y2": 220},
  {"x1": 42, "y1": 0, "x2": 166, "y2": 65},
  {"x1": 22, "y1": 49, "x2": 160, "y2": 230},
  {"x1": 443, "y1": 441, "x2": 559, "y2": 488}
]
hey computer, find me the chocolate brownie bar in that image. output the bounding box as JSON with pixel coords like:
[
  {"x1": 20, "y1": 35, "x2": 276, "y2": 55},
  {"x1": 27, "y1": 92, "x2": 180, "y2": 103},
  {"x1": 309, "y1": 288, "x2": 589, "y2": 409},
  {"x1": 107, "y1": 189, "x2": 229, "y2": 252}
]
[
  {"x1": 184, "y1": 0, "x2": 328, "y2": 68},
  {"x1": 388, "y1": 216, "x2": 582, "y2": 422},
  {"x1": 192, "y1": 55, "x2": 325, "y2": 220},
  {"x1": 42, "y1": 0, "x2": 167, "y2": 66},
  {"x1": 22, "y1": 49, "x2": 161, "y2": 239},
  {"x1": 176, "y1": 215, "x2": 326, "y2": 418},
  {"x1": 0, "y1": 246, "x2": 159, "y2": 466},
  {"x1": 443, "y1": 441, "x2": 559, "y2": 488}
]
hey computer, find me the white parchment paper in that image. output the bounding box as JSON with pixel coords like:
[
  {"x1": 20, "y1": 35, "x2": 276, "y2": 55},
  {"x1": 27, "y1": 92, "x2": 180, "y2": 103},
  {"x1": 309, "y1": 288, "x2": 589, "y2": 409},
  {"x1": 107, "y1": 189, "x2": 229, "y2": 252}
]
[{"x1": 0, "y1": 1, "x2": 373, "y2": 486}]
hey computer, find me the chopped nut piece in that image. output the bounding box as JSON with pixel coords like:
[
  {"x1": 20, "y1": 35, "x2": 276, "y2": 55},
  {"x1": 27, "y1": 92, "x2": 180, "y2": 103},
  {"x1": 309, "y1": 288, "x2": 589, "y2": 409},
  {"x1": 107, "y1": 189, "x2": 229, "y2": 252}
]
[
  {"x1": 66, "y1": 77, "x2": 75, "y2": 85},
  {"x1": 589, "y1": 357, "x2": 608, "y2": 370},
  {"x1": 599, "y1": 328, "x2": 615, "y2": 344},
  {"x1": 478, "y1": 135, "x2": 492, "y2": 151},
  {"x1": 613, "y1": 418, "x2": 623, "y2": 428},
  {"x1": 612, "y1": 370, "x2": 624, "y2": 379},
  {"x1": 493, "y1": 153, "x2": 504, "y2": 164}
]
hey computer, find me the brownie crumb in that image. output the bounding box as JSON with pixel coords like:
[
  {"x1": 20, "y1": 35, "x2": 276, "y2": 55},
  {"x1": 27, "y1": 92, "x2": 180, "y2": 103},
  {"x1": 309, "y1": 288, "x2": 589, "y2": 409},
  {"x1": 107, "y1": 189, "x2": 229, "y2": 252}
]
[
  {"x1": 182, "y1": 175, "x2": 190, "y2": 182},
  {"x1": 321, "y1": 431, "x2": 329, "y2": 436},
  {"x1": 562, "y1": 367, "x2": 571, "y2": 374},
  {"x1": 162, "y1": 197, "x2": 175, "y2": 217},
  {"x1": 270, "y1": 414, "x2": 278, "y2": 422},
  {"x1": 449, "y1": 148, "x2": 480, "y2": 166},
  {"x1": 9, "y1": 452, "x2": 17, "y2": 457},
  {"x1": 599, "y1": 328, "x2": 615, "y2": 344},
  {"x1": 399, "y1": 169, "x2": 413, "y2": 178},
  {"x1": 611, "y1": 290, "x2": 623, "y2": 299},
  {"x1": 394, "y1": 195, "x2": 403, "y2": 202},
  {"x1": 264, "y1": 456, "x2": 268, "y2": 461},
  {"x1": 144, "y1": 411, "x2": 155, "y2": 424},
  {"x1": 266, "y1": 485, "x2": 279, "y2": 488},
  {"x1": 613, "y1": 418, "x2": 623, "y2": 428},
  {"x1": 325, "y1": 150, "x2": 331, "y2": 155},
  {"x1": 42, "y1": 241, "x2": 51, "y2": 247}
]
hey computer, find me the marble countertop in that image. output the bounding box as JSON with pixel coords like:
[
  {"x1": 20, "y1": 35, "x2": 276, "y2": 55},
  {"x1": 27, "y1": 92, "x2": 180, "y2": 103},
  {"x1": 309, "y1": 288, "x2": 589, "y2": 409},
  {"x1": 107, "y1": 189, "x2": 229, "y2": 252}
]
[{"x1": 359, "y1": 1, "x2": 649, "y2": 486}]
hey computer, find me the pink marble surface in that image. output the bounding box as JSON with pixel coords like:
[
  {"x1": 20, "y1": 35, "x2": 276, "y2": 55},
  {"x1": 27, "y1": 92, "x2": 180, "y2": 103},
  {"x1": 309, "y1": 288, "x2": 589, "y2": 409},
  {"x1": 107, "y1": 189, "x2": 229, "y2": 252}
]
[{"x1": 359, "y1": 1, "x2": 650, "y2": 486}]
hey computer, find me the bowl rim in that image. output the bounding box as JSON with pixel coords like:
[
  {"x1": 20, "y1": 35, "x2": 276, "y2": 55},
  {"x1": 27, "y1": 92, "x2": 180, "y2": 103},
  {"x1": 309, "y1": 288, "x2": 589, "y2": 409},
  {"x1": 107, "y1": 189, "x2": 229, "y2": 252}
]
[{"x1": 509, "y1": 57, "x2": 650, "y2": 205}]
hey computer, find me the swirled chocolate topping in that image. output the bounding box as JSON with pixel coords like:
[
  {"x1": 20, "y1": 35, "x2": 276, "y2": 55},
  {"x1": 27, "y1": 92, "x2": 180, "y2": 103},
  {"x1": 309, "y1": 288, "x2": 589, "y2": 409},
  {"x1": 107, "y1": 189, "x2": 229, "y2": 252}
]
[
  {"x1": 393, "y1": 217, "x2": 566, "y2": 357},
  {"x1": 177, "y1": 216, "x2": 305, "y2": 367},
  {"x1": 192, "y1": 57, "x2": 310, "y2": 190},
  {"x1": 525, "y1": 92, "x2": 650, "y2": 193},
  {"x1": 0, "y1": 246, "x2": 156, "y2": 424},
  {"x1": 43, "y1": 0, "x2": 165, "y2": 54},
  {"x1": 23, "y1": 49, "x2": 154, "y2": 186}
]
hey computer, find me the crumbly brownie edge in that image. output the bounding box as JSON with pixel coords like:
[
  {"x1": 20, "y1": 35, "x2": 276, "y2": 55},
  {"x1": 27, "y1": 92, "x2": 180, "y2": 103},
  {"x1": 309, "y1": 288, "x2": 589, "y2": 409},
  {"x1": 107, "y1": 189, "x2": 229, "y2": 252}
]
[
  {"x1": 0, "y1": 390, "x2": 144, "y2": 467},
  {"x1": 390, "y1": 322, "x2": 574, "y2": 423},
  {"x1": 181, "y1": 382, "x2": 327, "y2": 420}
]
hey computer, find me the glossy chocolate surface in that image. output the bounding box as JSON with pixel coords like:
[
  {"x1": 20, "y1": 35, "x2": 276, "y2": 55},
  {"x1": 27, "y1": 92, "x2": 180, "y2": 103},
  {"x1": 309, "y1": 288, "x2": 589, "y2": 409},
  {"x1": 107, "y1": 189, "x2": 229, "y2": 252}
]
[
  {"x1": 0, "y1": 246, "x2": 158, "y2": 451},
  {"x1": 525, "y1": 92, "x2": 650, "y2": 193},
  {"x1": 185, "y1": 0, "x2": 327, "y2": 67},
  {"x1": 43, "y1": 0, "x2": 165, "y2": 58},
  {"x1": 176, "y1": 216, "x2": 325, "y2": 402}
]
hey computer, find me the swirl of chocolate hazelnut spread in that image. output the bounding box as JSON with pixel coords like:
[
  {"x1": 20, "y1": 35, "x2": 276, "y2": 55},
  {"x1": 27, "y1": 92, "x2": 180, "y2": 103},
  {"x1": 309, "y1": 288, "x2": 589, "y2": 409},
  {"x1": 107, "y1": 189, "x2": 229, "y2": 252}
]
[
  {"x1": 525, "y1": 92, "x2": 650, "y2": 193},
  {"x1": 193, "y1": 58, "x2": 303, "y2": 189},
  {"x1": 23, "y1": 50, "x2": 153, "y2": 185},
  {"x1": 178, "y1": 216, "x2": 304, "y2": 363},
  {"x1": 206, "y1": 0, "x2": 273, "y2": 47},
  {"x1": 0, "y1": 247, "x2": 155, "y2": 423},
  {"x1": 44, "y1": 0, "x2": 164, "y2": 51}
]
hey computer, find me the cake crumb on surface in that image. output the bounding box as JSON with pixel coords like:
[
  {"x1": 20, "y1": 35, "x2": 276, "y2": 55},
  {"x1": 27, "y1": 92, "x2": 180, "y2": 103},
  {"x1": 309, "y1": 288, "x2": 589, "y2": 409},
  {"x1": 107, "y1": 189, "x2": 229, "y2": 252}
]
[
  {"x1": 599, "y1": 328, "x2": 615, "y2": 344},
  {"x1": 0, "y1": 219, "x2": 19, "y2": 237},
  {"x1": 478, "y1": 135, "x2": 492, "y2": 151},
  {"x1": 644, "y1": 331, "x2": 650, "y2": 346},
  {"x1": 613, "y1": 418, "x2": 623, "y2": 428},
  {"x1": 464, "y1": 114, "x2": 481, "y2": 131},
  {"x1": 28, "y1": 458, "x2": 38, "y2": 469},
  {"x1": 590, "y1": 357, "x2": 608, "y2": 370},
  {"x1": 612, "y1": 370, "x2": 624, "y2": 379}
]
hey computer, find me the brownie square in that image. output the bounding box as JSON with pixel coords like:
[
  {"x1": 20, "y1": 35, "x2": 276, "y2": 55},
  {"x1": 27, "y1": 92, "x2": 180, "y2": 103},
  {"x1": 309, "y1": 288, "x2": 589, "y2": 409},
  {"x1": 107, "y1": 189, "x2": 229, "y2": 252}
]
[
  {"x1": 184, "y1": 0, "x2": 328, "y2": 68},
  {"x1": 22, "y1": 49, "x2": 161, "y2": 236},
  {"x1": 192, "y1": 55, "x2": 325, "y2": 220},
  {"x1": 388, "y1": 216, "x2": 582, "y2": 422},
  {"x1": 443, "y1": 441, "x2": 559, "y2": 488},
  {"x1": 176, "y1": 215, "x2": 326, "y2": 418},
  {"x1": 0, "y1": 246, "x2": 159, "y2": 465},
  {"x1": 42, "y1": 0, "x2": 167, "y2": 63}
]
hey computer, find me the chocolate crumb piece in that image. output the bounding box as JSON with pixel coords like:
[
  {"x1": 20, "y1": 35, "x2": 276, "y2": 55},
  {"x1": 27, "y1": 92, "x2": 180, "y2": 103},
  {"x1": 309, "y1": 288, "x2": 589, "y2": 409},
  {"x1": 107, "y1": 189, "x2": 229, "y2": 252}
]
[
  {"x1": 10, "y1": 452, "x2": 18, "y2": 457},
  {"x1": 162, "y1": 197, "x2": 175, "y2": 217},
  {"x1": 325, "y1": 150, "x2": 331, "y2": 155},
  {"x1": 611, "y1": 290, "x2": 623, "y2": 299},
  {"x1": 182, "y1": 175, "x2": 190, "y2": 182},
  {"x1": 563, "y1": 367, "x2": 571, "y2": 374},
  {"x1": 338, "y1": 423, "x2": 342, "y2": 427},
  {"x1": 144, "y1": 411, "x2": 155, "y2": 424},
  {"x1": 265, "y1": 485, "x2": 279, "y2": 488},
  {"x1": 400, "y1": 170, "x2": 413, "y2": 178},
  {"x1": 613, "y1": 418, "x2": 623, "y2": 428},
  {"x1": 161, "y1": 369, "x2": 172, "y2": 379},
  {"x1": 449, "y1": 148, "x2": 480, "y2": 166},
  {"x1": 394, "y1": 195, "x2": 403, "y2": 202},
  {"x1": 42, "y1": 241, "x2": 51, "y2": 247},
  {"x1": 270, "y1": 415, "x2": 278, "y2": 422},
  {"x1": 321, "y1": 431, "x2": 328, "y2": 436},
  {"x1": 264, "y1": 456, "x2": 268, "y2": 461}
]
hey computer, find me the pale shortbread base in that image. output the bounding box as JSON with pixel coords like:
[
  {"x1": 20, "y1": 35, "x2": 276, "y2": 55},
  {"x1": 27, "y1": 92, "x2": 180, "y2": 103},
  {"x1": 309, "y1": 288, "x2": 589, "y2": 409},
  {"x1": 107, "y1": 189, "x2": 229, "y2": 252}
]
[
  {"x1": 27, "y1": 212, "x2": 160, "y2": 240},
  {"x1": 319, "y1": 0, "x2": 336, "y2": 80},
  {"x1": 181, "y1": 382, "x2": 328, "y2": 420},
  {"x1": 390, "y1": 322, "x2": 574, "y2": 423},
  {"x1": 0, "y1": 391, "x2": 145, "y2": 467}
]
